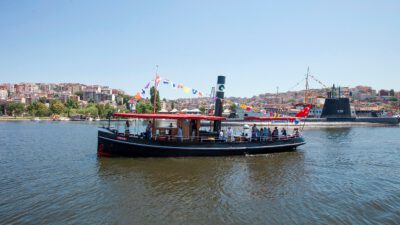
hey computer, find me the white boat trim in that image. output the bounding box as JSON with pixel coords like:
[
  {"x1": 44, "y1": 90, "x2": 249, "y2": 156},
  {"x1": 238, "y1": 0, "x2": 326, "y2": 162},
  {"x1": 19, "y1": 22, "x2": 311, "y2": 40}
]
[{"x1": 98, "y1": 136, "x2": 305, "y2": 151}]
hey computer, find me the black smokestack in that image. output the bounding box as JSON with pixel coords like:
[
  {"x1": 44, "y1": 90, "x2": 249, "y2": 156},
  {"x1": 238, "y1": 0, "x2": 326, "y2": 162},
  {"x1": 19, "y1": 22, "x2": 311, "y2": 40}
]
[{"x1": 214, "y1": 75, "x2": 225, "y2": 132}]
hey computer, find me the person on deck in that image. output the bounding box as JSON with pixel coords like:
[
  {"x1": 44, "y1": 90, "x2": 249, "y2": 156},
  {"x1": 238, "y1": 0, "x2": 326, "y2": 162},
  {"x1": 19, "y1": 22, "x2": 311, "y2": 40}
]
[
  {"x1": 227, "y1": 127, "x2": 234, "y2": 142},
  {"x1": 146, "y1": 121, "x2": 153, "y2": 140},
  {"x1": 267, "y1": 128, "x2": 272, "y2": 141},
  {"x1": 191, "y1": 120, "x2": 197, "y2": 142},
  {"x1": 125, "y1": 120, "x2": 130, "y2": 136},
  {"x1": 219, "y1": 129, "x2": 225, "y2": 141},
  {"x1": 251, "y1": 124, "x2": 258, "y2": 141},
  {"x1": 281, "y1": 128, "x2": 287, "y2": 137},
  {"x1": 293, "y1": 128, "x2": 300, "y2": 137},
  {"x1": 177, "y1": 126, "x2": 183, "y2": 143},
  {"x1": 272, "y1": 127, "x2": 279, "y2": 138},
  {"x1": 260, "y1": 128, "x2": 264, "y2": 141}
]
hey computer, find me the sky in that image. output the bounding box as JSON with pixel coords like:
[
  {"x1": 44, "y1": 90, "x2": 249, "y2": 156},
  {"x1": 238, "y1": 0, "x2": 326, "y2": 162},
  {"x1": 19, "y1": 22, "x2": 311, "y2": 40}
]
[{"x1": 0, "y1": 0, "x2": 399, "y2": 99}]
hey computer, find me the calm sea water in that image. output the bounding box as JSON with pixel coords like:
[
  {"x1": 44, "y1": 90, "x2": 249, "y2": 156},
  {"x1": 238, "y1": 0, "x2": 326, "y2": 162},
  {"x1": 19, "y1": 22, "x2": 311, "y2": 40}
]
[{"x1": 1, "y1": 122, "x2": 400, "y2": 224}]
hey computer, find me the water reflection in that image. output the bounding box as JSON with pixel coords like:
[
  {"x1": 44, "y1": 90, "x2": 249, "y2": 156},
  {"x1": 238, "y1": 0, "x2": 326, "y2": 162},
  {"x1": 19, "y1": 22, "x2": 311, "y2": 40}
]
[{"x1": 96, "y1": 152, "x2": 306, "y2": 224}]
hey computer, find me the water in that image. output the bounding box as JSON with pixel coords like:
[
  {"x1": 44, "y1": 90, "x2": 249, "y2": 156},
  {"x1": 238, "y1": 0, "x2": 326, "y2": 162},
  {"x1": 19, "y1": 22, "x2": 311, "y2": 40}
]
[{"x1": 1, "y1": 122, "x2": 400, "y2": 224}]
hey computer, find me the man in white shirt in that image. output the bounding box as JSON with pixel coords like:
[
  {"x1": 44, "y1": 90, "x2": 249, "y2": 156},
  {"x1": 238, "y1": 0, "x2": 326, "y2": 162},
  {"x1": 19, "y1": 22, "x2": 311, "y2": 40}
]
[{"x1": 227, "y1": 127, "x2": 234, "y2": 142}]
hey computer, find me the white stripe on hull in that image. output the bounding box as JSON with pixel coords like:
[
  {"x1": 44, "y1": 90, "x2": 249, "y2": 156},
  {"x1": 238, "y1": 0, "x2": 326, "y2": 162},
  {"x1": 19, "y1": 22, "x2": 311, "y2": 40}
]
[{"x1": 99, "y1": 136, "x2": 305, "y2": 151}]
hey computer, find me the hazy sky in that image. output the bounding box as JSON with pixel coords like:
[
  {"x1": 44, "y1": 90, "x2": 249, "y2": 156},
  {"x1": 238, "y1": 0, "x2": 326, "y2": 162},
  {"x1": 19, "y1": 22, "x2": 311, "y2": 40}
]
[{"x1": 0, "y1": 0, "x2": 399, "y2": 98}]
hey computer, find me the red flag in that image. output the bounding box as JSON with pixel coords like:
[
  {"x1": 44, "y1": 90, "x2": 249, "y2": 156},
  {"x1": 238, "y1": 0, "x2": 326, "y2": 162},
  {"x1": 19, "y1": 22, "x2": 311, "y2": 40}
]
[{"x1": 296, "y1": 104, "x2": 312, "y2": 118}]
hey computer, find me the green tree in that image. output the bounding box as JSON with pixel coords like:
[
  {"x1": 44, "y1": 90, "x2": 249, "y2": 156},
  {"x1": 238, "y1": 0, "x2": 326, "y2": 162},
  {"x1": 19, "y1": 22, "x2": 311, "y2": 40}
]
[
  {"x1": 117, "y1": 94, "x2": 133, "y2": 107},
  {"x1": 136, "y1": 102, "x2": 153, "y2": 114},
  {"x1": 199, "y1": 106, "x2": 206, "y2": 114},
  {"x1": 150, "y1": 86, "x2": 161, "y2": 112},
  {"x1": 103, "y1": 103, "x2": 116, "y2": 118},
  {"x1": 27, "y1": 102, "x2": 49, "y2": 117},
  {"x1": 38, "y1": 97, "x2": 47, "y2": 104},
  {"x1": 389, "y1": 89, "x2": 395, "y2": 97},
  {"x1": 97, "y1": 104, "x2": 105, "y2": 118},
  {"x1": 50, "y1": 100, "x2": 65, "y2": 115},
  {"x1": 66, "y1": 99, "x2": 79, "y2": 109},
  {"x1": 65, "y1": 98, "x2": 79, "y2": 117},
  {"x1": 171, "y1": 101, "x2": 175, "y2": 110},
  {"x1": 96, "y1": 103, "x2": 115, "y2": 118},
  {"x1": 85, "y1": 105, "x2": 99, "y2": 117},
  {"x1": 6, "y1": 102, "x2": 25, "y2": 117},
  {"x1": 229, "y1": 103, "x2": 237, "y2": 113}
]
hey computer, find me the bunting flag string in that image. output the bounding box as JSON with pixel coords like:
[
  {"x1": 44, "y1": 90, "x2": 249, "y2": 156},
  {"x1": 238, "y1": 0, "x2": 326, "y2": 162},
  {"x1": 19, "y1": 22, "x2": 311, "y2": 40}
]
[{"x1": 132, "y1": 76, "x2": 294, "y2": 117}]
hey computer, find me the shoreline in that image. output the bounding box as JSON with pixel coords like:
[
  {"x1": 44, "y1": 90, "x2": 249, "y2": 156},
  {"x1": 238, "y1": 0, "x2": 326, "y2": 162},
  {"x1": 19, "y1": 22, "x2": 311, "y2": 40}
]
[{"x1": 1, "y1": 117, "x2": 398, "y2": 128}]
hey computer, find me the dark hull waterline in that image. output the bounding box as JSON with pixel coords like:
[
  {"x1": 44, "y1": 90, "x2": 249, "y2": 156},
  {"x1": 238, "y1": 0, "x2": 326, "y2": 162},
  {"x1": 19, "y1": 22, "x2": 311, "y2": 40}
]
[{"x1": 98, "y1": 131, "x2": 306, "y2": 158}]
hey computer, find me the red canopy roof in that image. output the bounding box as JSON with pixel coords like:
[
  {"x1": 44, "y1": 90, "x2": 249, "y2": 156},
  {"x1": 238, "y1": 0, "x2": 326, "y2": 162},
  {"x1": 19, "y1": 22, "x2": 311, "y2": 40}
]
[
  {"x1": 113, "y1": 113, "x2": 226, "y2": 121},
  {"x1": 244, "y1": 116, "x2": 300, "y2": 122}
]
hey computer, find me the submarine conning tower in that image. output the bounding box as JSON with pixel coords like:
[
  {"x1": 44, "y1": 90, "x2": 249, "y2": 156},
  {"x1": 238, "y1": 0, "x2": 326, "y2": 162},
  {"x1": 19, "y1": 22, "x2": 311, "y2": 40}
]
[
  {"x1": 320, "y1": 85, "x2": 356, "y2": 121},
  {"x1": 214, "y1": 75, "x2": 225, "y2": 132}
]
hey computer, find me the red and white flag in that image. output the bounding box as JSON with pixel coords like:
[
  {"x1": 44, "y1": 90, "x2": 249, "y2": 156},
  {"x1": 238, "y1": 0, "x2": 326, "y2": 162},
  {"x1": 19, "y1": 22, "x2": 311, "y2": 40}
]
[{"x1": 155, "y1": 75, "x2": 161, "y2": 87}]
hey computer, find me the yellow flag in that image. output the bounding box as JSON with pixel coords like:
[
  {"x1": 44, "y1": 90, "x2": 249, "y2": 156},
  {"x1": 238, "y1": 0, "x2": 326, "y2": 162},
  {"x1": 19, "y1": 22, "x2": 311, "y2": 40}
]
[{"x1": 183, "y1": 87, "x2": 190, "y2": 93}]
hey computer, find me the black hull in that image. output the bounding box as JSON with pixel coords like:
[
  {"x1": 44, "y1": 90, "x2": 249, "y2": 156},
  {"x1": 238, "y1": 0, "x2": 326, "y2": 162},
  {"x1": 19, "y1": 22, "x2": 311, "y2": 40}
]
[{"x1": 97, "y1": 130, "x2": 306, "y2": 158}]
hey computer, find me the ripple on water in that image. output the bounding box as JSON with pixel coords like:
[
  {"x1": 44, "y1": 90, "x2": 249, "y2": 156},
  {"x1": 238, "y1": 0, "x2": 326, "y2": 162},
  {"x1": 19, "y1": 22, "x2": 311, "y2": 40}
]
[{"x1": 1, "y1": 123, "x2": 400, "y2": 224}]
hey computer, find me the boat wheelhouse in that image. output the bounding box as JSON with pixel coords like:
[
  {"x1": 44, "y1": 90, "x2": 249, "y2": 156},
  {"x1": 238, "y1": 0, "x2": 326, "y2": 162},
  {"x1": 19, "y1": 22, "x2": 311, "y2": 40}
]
[{"x1": 97, "y1": 113, "x2": 306, "y2": 157}]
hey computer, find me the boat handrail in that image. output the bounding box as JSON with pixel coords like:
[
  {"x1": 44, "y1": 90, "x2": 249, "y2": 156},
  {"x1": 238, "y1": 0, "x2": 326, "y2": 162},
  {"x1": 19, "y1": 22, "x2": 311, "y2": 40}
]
[{"x1": 109, "y1": 131, "x2": 302, "y2": 144}]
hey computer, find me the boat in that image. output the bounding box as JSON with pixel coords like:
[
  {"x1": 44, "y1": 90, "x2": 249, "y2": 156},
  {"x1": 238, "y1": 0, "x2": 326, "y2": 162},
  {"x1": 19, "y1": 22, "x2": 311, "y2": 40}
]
[
  {"x1": 97, "y1": 75, "x2": 306, "y2": 157},
  {"x1": 97, "y1": 113, "x2": 305, "y2": 157}
]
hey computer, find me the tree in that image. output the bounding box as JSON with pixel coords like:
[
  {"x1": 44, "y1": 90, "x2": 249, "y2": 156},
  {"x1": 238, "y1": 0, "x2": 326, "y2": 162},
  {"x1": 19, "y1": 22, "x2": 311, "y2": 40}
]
[
  {"x1": 50, "y1": 100, "x2": 65, "y2": 115},
  {"x1": 38, "y1": 97, "x2": 47, "y2": 104},
  {"x1": 27, "y1": 102, "x2": 49, "y2": 117},
  {"x1": 171, "y1": 101, "x2": 175, "y2": 110},
  {"x1": 96, "y1": 103, "x2": 115, "y2": 118},
  {"x1": 85, "y1": 105, "x2": 99, "y2": 118},
  {"x1": 0, "y1": 103, "x2": 5, "y2": 115},
  {"x1": 150, "y1": 87, "x2": 161, "y2": 112},
  {"x1": 103, "y1": 103, "x2": 116, "y2": 118},
  {"x1": 66, "y1": 99, "x2": 79, "y2": 109},
  {"x1": 117, "y1": 94, "x2": 133, "y2": 107},
  {"x1": 65, "y1": 98, "x2": 79, "y2": 117},
  {"x1": 136, "y1": 102, "x2": 153, "y2": 114},
  {"x1": 6, "y1": 102, "x2": 25, "y2": 117},
  {"x1": 389, "y1": 89, "x2": 395, "y2": 97},
  {"x1": 229, "y1": 103, "x2": 237, "y2": 113},
  {"x1": 199, "y1": 106, "x2": 206, "y2": 114}
]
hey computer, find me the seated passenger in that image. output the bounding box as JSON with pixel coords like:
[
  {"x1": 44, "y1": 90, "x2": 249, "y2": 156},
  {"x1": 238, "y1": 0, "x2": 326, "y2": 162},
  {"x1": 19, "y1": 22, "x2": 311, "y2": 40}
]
[
  {"x1": 293, "y1": 128, "x2": 300, "y2": 137},
  {"x1": 267, "y1": 128, "x2": 272, "y2": 137},
  {"x1": 251, "y1": 124, "x2": 258, "y2": 140},
  {"x1": 272, "y1": 127, "x2": 279, "y2": 138},
  {"x1": 281, "y1": 128, "x2": 287, "y2": 137}
]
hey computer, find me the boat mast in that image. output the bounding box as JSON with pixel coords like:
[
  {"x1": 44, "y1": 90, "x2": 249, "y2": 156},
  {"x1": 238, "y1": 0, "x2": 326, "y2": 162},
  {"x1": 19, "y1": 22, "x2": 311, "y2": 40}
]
[
  {"x1": 305, "y1": 67, "x2": 310, "y2": 104},
  {"x1": 152, "y1": 65, "x2": 159, "y2": 136}
]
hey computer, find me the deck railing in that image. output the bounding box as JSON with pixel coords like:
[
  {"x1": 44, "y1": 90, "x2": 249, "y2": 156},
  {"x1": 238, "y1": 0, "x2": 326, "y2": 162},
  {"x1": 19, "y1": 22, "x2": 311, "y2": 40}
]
[{"x1": 109, "y1": 128, "x2": 301, "y2": 144}]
